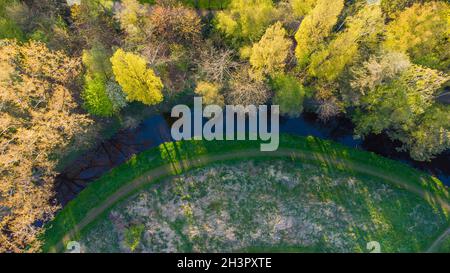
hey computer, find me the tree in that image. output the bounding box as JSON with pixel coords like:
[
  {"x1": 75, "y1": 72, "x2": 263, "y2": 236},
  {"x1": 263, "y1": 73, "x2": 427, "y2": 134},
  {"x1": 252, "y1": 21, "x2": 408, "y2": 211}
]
[
  {"x1": 353, "y1": 64, "x2": 450, "y2": 160},
  {"x1": 105, "y1": 80, "x2": 128, "y2": 112},
  {"x1": 227, "y1": 65, "x2": 271, "y2": 106},
  {"x1": 271, "y1": 74, "x2": 305, "y2": 117},
  {"x1": 81, "y1": 45, "x2": 127, "y2": 116},
  {"x1": 350, "y1": 52, "x2": 411, "y2": 103},
  {"x1": 290, "y1": 0, "x2": 317, "y2": 18},
  {"x1": 196, "y1": 45, "x2": 238, "y2": 84},
  {"x1": 82, "y1": 44, "x2": 113, "y2": 78},
  {"x1": 249, "y1": 22, "x2": 293, "y2": 78},
  {"x1": 130, "y1": 4, "x2": 202, "y2": 96},
  {"x1": 384, "y1": 2, "x2": 450, "y2": 71},
  {"x1": 116, "y1": 0, "x2": 145, "y2": 35},
  {"x1": 0, "y1": 0, "x2": 24, "y2": 40},
  {"x1": 148, "y1": 4, "x2": 202, "y2": 46},
  {"x1": 294, "y1": 0, "x2": 344, "y2": 68},
  {"x1": 405, "y1": 104, "x2": 450, "y2": 161},
  {"x1": 308, "y1": 4, "x2": 384, "y2": 82},
  {"x1": 0, "y1": 40, "x2": 92, "y2": 252},
  {"x1": 216, "y1": 0, "x2": 278, "y2": 44},
  {"x1": 194, "y1": 81, "x2": 225, "y2": 106},
  {"x1": 82, "y1": 73, "x2": 115, "y2": 117},
  {"x1": 380, "y1": 0, "x2": 431, "y2": 19},
  {"x1": 110, "y1": 49, "x2": 164, "y2": 105},
  {"x1": 115, "y1": 0, "x2": 151, "y2": 48},
  {"x1": 313, "y1": 82, "x2": 343, "y2": 121},
  {"x1": 71, "y1": 0, "x2": 119, "y2": 49},
  {"x1": 4, "y1": 0, "x2": 77, "y2": 51}
]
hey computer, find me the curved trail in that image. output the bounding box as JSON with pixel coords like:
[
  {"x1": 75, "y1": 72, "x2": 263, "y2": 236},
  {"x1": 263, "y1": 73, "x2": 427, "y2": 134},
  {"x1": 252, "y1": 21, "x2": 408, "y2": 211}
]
[
  {"x1": 50, "y1": 148, "x2": 450, "y2": 253},
  {"x1": 426, "y1": 227, "x2": 450, "y2": 253}
]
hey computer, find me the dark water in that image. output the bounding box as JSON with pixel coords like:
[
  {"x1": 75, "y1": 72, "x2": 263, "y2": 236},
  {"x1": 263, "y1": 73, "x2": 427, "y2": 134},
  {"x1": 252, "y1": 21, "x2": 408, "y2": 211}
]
[
  {"x1": 55, "y1": 112, "x2": 449, "y2": 205},
  {"x1": 279, "y1": 113, "x2": 450, "y2": 186}
]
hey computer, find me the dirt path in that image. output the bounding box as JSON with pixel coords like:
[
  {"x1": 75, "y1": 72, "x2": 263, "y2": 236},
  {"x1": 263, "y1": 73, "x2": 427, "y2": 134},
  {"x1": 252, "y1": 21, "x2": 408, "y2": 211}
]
[
  {"x1": 50, "y1": 148, "x2": 450, "y2": 253},
  {"x1": 426, "y1": 227, "x2": 450, "y2": 253}
]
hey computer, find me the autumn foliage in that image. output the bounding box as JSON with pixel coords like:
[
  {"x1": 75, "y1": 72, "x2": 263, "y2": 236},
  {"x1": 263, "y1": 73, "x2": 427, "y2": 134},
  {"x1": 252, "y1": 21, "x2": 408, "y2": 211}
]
[{"x1": 0, "y1": 40, "x2": 91, "y2": 252}]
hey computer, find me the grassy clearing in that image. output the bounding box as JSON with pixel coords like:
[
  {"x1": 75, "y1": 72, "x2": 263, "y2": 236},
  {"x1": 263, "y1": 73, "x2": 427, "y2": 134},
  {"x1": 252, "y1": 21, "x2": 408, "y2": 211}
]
[
  {"x1": 41, "y1": 134, "x2": 450, "y2": 252},
  {"x1": 82, "y1": 159, "x2": 449, "y2": 252}
]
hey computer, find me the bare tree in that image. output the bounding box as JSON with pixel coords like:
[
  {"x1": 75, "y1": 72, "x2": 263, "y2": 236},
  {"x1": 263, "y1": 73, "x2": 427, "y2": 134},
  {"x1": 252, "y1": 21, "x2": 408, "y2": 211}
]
[
  {"x1": 196, "y1": 46, "x2": 239, "y2": 84},
  {"x1": 226, "y1": 65, "x2": 272, "y2": 106}
]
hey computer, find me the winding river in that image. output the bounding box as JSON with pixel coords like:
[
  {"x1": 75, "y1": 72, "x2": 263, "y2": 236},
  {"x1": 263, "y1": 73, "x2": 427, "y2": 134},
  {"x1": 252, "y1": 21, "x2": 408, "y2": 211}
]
[{"x1": 54, "y1": 112, "x2": 450, "y2": 206}]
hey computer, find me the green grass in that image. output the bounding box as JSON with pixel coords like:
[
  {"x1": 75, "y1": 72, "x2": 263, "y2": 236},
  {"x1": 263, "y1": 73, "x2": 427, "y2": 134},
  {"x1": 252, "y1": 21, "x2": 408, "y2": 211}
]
[
  {"x1": 437, "y1": 235, "x2": 450, "y2": 253},
  {"x1": 81, "y1": 159, "x2": 450, "y2": 252},
  {"x1": 41, "y1": 134, "x2": 450, "y2": 252}
]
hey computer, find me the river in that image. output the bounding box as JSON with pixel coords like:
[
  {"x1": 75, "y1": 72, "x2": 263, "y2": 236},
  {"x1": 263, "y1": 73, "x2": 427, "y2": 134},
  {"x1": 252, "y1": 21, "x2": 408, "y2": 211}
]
[{"x1": 54, "y1": 112, "x2": 449, "y2": 205}]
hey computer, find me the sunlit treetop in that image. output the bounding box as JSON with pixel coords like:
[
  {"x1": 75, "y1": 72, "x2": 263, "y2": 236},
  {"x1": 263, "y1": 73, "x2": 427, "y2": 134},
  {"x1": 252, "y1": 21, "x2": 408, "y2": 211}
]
[
  {"x1": 294, "y1": 0, "x2": 344, "y2": 68},
  {"x1": 110, "y1": 49, "x2": 164, "y2": 106},
  {"x1": 384, "y1": 1, "x2": 450, "y2": 71},
  {"x1": 216, "y1": 0, "x2": 278, "y2": 44}
]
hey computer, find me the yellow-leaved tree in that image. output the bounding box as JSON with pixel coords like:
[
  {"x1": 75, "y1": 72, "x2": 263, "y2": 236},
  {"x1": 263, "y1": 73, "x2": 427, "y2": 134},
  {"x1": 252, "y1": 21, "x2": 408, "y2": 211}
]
[
  {"x1": 0, "y1": 40, "x2": 92, "y2": 252},
  {"x1": 294, "y1": 0, "x2": 344, "y2": 68},
  {"x1": 216, "y1": 0, "x2": 277, "y2": 44},
  {"x1": 249, "y1": 22, "x2": 292, "y2": 78},
  {"x1": 110, "y1": 49, "x2": 164, "y2": 105},
  {"x1": 290, "y1": 0, "x2": 317, "y2": 18},
  {"x1": 308, "y1": 4, "x2": 384, "y2": 81},
  {"x1": 384, "y1": 1, "x2": 450, "y2": 71}
]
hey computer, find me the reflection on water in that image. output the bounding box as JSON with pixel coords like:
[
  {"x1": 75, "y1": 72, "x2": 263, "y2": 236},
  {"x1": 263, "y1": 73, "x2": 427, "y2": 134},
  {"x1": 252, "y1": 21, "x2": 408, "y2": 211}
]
[
  {"x1": 55, "y1": 115, "x2": 172, "y2": 204},
  {"x1": 55, "y1": 112, "x2": 449, "y2": 205}
]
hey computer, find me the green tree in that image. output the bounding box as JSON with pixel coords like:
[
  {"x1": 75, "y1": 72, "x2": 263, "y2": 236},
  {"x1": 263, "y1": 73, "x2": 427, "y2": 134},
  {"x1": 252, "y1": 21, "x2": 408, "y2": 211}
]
[
  {"x1": 0, "y1": 0, "x2": 24, "y2": 40},
  {"x1": 124, "y1": 224, "x2": 145, "y2": 252},
  {"x1": 384, "y1": 2, "x2": 450, "y2": 71},
  {"x1": 82, "y1": 44, "x2": 113, "y2": 77},
  {"x1": 405, "y1": 104, "x2": 450, "y2": 161},
  {"x1": 82, "y1": 74, "x2": 115, "y2": 117},
  {"x1": 350, "y1": 52, "x2": 411, "y2": 104},
  {"x1": 308, "y1": 4, "x2": 384, "y2": 82},
  {"x1": 111, "y1": 49, "x2": 164, "y2": 105},
  {"x1": 294, "y1": 0, "x2": 344, "y2": 68},
  {"x1": 271, "y1": 74, "x2": 306, "y2": 117},
  {"x1": 354, "y1": 65, "x2": 450, "y2": 160},
  {"x1": 216, "y1": 0, "x2": 277, "y2": 44},
  {"x1": 6, "y1": 0, "x2": 76, "y2": 50},
  {"x1": 106, "y1": 80, "x2": 128, "y2": 112},
  {"x1": 249, "y1": 22, "x2": 292, "y2": 78},
  {"x1": 81, "y1": 45, "x2": 127, "y2": 116}
]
